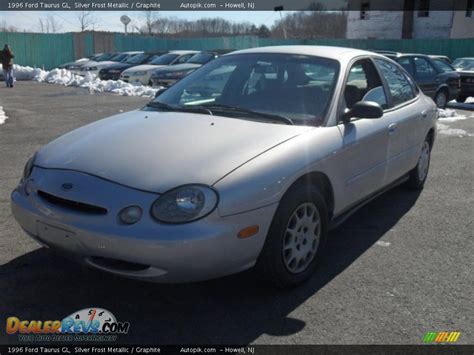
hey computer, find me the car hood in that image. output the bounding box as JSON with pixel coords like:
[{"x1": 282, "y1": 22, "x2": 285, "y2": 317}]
[
  {"x1": 35, "y1": 111, "x2": 312, "y2": 193},
  {"x1": 122, "y1": 64, "x2": 163, "y2": 73}
]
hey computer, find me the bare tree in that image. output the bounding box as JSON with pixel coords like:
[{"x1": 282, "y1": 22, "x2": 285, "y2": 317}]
[
  {"x1": 142, "y1": 11, "x2": 158, "y2": 35},
  {"x1": 0, "y1": 19, "x2": 17, "y2": 32},
  {"x1": 38, "y1": 15, "x2": 62, "y2": 33},
  {"x1": 76, "y1": 11, "x2": 96, "y2": 32},
  {"x1": 48, "y1": 15, "x2": 62, "y2": 33}
]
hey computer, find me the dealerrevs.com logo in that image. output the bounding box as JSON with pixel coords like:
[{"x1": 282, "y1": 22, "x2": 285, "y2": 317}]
[{"x1": 6, "y1": 308, "x2": 129, "y2": 342}]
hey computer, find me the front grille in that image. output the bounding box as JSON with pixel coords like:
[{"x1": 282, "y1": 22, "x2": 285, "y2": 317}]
[
  {"x1": 89, "y1": 256, "x2": 150, "y2": 271},
  {"x1": 38, "y1": 190, "x2": 107, "y2": 215}
]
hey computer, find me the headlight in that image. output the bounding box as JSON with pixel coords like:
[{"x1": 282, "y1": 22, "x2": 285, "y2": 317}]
[
  {"x1": 22, "y1": 153, "x2": 36, "y2": 182},
  {"x1": 150, "y1": 185, "x2": 218, "y2": 224},
  {"x1": 132, "y1": 71, "x2": 147, "y2": 76},
  {"x1": 86, "y1": 66, "x2": 98, "y2": 71}
]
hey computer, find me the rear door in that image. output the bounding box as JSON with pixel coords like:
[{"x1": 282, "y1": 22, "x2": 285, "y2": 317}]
[{"x1": 373, "y1": 58, "x2": 422, "y2": 182}]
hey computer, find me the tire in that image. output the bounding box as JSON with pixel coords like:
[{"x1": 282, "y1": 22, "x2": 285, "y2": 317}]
[
  {"x1": 434, "y1": 90, "x2": 448, "y2": 109},
  {"x1": 405, "y1": 135, "x2": 432, "y2": 190},
  {"x1": 256, "y1": 184, "x2": 328, "y2": 287},
  {"x1": 456, "y1": 95, "x2": 467, "y2": 103}
]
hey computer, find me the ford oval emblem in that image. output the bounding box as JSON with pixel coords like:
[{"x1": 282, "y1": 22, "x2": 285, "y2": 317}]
[{"x1": 61, "y1": 183, "x2": 73, "y2": 191}]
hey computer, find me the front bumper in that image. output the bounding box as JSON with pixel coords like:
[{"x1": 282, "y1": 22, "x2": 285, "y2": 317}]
[
  {"x1": 99, "y1": 72, "x2": 121, "y2": 81},
  {"x1": 11, "y1": 168, "x2": 277, "y2": 282},
  {"x1": 151, "y1": 77, "x2": 177, "y2": 88}
]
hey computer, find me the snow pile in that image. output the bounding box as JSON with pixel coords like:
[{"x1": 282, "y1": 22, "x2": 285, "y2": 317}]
[
  {"x1": 0, "y1": 64, "x2": 43, "y2": 80},
  {"x1": 437, "y1": 123, "x2": 473, "y2": 137},
  {"x1": 0, "y1": 106, "x2": 7, "y2": 125},
  {"x1": 437, "y1": 108, "x2": 469, "y2": 122},
  {"x1": 1, "y1": 64, "x2": 160, "y2": 97},
  {"x1": 33, "y1": 68, "x2": 159, "y2": 97}
]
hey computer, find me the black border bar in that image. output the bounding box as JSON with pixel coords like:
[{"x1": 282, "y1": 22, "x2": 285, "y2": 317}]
[
  {"x1": 1, "y1": 0, "x2": 471, "y2": 11},
  {"x1": 1, "y1": 345, "x2": 474, "y2": 354}
]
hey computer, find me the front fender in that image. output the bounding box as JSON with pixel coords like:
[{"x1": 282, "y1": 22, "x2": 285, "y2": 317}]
[{"x1": 214, "y1": 127, "x2": 343, "y2": 217}]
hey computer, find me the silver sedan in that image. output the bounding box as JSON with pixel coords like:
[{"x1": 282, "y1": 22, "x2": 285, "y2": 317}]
[{"x1": 11, "y1": 46, "x2": 437, "y2": 287}]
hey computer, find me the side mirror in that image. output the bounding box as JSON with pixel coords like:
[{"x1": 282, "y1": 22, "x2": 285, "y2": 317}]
[
  {"x1": 154, "y1": 87, "x2": 167, "y2": 98},
  {"x1": 342, "y1": 101, "x2": 383, "y2": 123}
]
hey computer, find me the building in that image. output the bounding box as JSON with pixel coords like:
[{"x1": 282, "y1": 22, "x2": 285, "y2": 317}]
[{"x1": 346, "y1": 0, "x2": 474, "y2": 39}]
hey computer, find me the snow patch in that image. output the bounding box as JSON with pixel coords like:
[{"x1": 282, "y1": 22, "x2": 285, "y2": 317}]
[
  {"x1": 437, "y1": 109, "x2": 469, "y2": 122},
  {"x1": 2, "y1": 64, "x2": 160, "y2": 97},
  {"x1": 33, "y1": 68, "x2": 159, "y2": 97},
  {"x1": 0, "y1": 106, "x2": 8, "y2": 125},
  {"x1": 437, "y1": 123, "x2": 473, "y2": 137},
  {"x1": 376, "y1": 241, "x2": 391, "y2": 247}
]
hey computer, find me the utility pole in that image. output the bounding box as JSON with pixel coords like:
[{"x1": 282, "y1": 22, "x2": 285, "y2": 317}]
[{"x1": 274, "y1": 6, "x2": 287, "y2": 39}]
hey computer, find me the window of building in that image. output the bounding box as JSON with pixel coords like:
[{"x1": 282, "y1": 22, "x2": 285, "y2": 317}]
[
  {"x1": 418, "y1": 0, "x2": 430, "y2": 17},
  {"x1": 467, "y1": 0, "x2": 473, "y2": 17},
  {"x1": 360, "y1": 2, "x2": 370, "y2": 20}
]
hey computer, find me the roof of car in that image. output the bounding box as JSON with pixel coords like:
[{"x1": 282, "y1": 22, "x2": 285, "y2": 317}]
[
  {"x1": 226, "y1": 46, "x2": 376, "y2": 60},
  {"x1": 168, "y1": 50, "x2": 199, "y2": 55}
]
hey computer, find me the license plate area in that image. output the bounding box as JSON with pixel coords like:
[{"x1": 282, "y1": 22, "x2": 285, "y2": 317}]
[{"x1": 37, "y1": 221, "x2": 76, "y2": 250}]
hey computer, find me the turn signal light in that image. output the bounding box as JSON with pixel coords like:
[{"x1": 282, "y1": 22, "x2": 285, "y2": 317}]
[{"x1": 238, "y1": 225, "x2": 259, "y2": 238}]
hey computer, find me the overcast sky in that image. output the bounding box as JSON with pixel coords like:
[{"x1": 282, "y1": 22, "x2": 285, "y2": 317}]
[{"x1": 1, "y1": 11, "x2": 284, "y2": 33}]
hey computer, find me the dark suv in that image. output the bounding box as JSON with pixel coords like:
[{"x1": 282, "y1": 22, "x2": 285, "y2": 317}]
[{"x1": 374, "y1": 51, "x2": 460, "y2": 108}]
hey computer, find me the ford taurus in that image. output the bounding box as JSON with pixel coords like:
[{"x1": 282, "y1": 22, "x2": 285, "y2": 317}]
[{"x1": 11, "y1": 46, "x2": 437, "y2": 287}]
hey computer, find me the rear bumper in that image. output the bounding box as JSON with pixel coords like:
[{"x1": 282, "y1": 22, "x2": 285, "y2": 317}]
[{"x1": 11, "y1": 168, "x2": 276, "y2": 283}]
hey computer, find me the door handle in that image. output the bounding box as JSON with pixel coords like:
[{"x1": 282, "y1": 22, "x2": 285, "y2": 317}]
[
  {"x1": 421, "y1": 110, "x2": 428, "y2": 117},
  {"x1": 434, "y1": 78, "x2": 440, "y2": 83},
  {"x1": 388, "y1": 123, "x2": 397, "y2": 135}
]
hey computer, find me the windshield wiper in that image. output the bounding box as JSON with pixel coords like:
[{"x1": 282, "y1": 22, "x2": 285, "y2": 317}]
[
  {"x1": 197, "y1": 104, "x2": 294, "y2": 125},
  {"x1": 146, "y1": 101, "x2": 213, "y2": 115}
]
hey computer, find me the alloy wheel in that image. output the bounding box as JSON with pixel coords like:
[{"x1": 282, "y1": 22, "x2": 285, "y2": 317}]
[{"x1": 282, "y1": 202, "x2": 321, "y2": 274}]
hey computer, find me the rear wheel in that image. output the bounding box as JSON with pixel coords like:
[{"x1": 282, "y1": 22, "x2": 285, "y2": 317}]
[
  {"x1": 406, "y1": 136, "x2": 432, "y2": 189},
  {"x1": 456, "y1": 95, "x2": 467, "y2": 103},
  {"x1": 256, "y1": 185, "x2": 328, "y2": 287},
  {"x1": 434, "y1": 90, "x2": 448, "y2": 109}
]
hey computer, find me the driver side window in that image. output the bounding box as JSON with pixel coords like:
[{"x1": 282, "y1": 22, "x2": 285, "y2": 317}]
[{"x1": 344, "y1": 59, "x2": 388, "y2": 111}]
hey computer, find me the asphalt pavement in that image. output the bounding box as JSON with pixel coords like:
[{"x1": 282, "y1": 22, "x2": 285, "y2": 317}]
[{"x1": 0, "y1": 82, "x2": 473, "y2": 345}]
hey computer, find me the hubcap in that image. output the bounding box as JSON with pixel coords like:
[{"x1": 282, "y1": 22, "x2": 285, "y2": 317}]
[
  {"x1": 417, "y1": 141, "x2": 430, "y2": 181},
  {"x1": 282, "y1": 202, "x2": 321, "y2": 274},
  {"x1": 436, "y1": 92, "x2": 447, "y2": 108}
]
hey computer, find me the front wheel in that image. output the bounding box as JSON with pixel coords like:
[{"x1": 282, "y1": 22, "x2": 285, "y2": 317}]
[
  {"x1": 406, "y1": 137, "x2": 432, "y2": 189},
  {"x1": 256, "y1": 185, "x2": 328, "y2": 287}
]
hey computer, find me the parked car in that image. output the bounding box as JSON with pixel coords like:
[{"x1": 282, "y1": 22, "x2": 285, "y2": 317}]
[
  {"x1": 150, "y1": 50, "x2": 231, "y2": 88},
  {"x1": 375, "y1": 51, "x2": 460, "y2": 108},
  {"x1": 98, "y1": 52, "x2": 167, "y2": 81},
  {"x1": 68, "y1": 53, "x2": 115, "y2": 75},
  {"x1": 78, "y1": 51, "x2": 143, "y2": 77},
  {"x1": 58, "y1": 53, "x2": 104, "y2": 70},
  {"x1": 119, "y1": 50, "x2": 198, "y2": 85},
  {"x1": 11, "y1": 46, "x2": 437, "y2": 287},
  {"x1": 452, "y1": 57, "x2": 474, "y2": 103}
]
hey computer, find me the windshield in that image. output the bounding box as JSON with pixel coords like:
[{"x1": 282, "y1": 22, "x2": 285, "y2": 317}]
[
  {"x1": 150, "y1": 53, "x2": 179, "y2": 65},
  {"x1": 453, "y1": 58, "x2": 474, "y2": 71},
  {"x1": 96, "y1": 53, "x2": 114, "y2": 61},
  {"x1": 126, "y1": 53, "x2": 148, "y2": 64},
  {"x1": 109, "y1": 53, "x2": 129, "y2": 62},
  {"x1": 433, "y1": 59, "x2": 454, "y2": 73},
  {"x1": 187, "y1": 52, "x2": 215, "y2": 64},
  {"x1": 151, "y1": 53, "x2": 340, "y2": 126}
]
